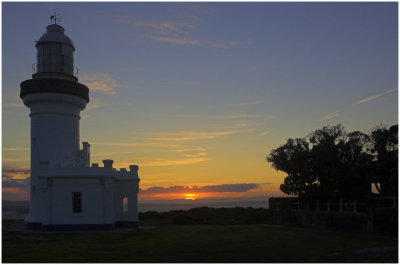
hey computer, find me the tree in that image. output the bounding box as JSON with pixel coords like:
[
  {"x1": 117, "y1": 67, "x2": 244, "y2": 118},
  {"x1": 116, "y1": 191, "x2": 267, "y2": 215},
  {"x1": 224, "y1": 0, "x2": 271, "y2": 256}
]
[
  {"x1": 308, "y1": 124, "x2": 346, "y2": 200},
  {"x1": 370, "y1": 124, "x2": 398, "y2": 195},
  {"x1": 267, "y1": 138, "x2": 317, "y2": 200},
  {"x1": 267, "y1": 124, "x2": 376, "y2": 201},
  {"x1": 337, "y1": 131, "x2": 373, "y2": 200}
]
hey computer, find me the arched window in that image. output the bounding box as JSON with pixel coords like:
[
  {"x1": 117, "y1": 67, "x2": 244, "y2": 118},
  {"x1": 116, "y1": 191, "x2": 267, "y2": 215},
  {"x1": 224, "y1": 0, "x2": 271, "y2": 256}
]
[{"x1": 122, "y1": 196, "x2": 128, "y2": 213}]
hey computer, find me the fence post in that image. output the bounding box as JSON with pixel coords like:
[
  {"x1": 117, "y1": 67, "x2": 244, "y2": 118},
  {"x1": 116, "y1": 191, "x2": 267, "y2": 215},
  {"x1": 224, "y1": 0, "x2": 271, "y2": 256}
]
[
  {"x1": 327, "y1": 200, "x2": 330, "y2": 212},
  {"x1": 316, "y1": 201, "x2": 319, "y2": 211},
  {"x1": 298, "y1": 198, "x2": 300, "y2": 210},
  {"x1": 339, "y1": 199, "x2": 343, "y2": 212},
  {"x1": 353, "y1": 200, "x2": 357, "y2": 213}
]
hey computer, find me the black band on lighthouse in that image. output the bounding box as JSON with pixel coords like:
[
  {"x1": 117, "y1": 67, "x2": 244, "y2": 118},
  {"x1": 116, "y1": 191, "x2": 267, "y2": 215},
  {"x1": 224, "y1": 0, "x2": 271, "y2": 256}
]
[{"x1": 20, "y1": 78, "x2": 89, "y2": 102}]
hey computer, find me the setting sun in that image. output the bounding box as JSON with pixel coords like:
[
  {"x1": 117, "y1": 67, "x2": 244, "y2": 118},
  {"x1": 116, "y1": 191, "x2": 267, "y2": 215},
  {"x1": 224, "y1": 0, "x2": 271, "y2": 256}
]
[{"x1": 183, "y1": 194, "x2": 197, "y2": 200}]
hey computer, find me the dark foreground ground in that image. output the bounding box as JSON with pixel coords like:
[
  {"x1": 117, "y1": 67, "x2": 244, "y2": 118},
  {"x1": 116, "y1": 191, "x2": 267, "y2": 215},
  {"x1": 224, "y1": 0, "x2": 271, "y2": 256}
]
[{"x1": 2, "y1": 220, "x2": 398, "y2": 263}]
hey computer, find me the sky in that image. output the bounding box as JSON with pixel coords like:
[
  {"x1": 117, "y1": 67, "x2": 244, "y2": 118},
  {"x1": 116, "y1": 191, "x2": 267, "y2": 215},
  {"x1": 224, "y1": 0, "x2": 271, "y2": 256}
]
[{"x1": 2, "y1": 2, "x2": 398, "y2": 202}]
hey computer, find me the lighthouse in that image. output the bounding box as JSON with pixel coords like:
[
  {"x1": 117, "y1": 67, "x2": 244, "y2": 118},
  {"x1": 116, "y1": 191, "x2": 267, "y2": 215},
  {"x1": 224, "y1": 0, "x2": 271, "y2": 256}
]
[{"x1": 20, "y1": 18, "x2": 140, "y2": 231}]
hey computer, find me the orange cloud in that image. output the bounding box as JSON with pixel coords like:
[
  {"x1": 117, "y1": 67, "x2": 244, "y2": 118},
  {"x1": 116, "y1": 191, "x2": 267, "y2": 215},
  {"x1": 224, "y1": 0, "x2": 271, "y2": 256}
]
[
  {"x1": 132, "y1": 20, "x2": 196, "y2": 35},
  {"x1": 117, "y1": 18, "x2": 250, "y2": 49},
  {"x1": 80, "y1": 74, "x2": 118, "y2": 96},
  {"x1": 139, "y1": 157, "x2": 209, "y2": 167},
  {"x1": 356, "y1": 88, "x2": 397, "y2": 104},
  {"x1": 3, "y1": 148, "x2": 29, "y2": 151},
  {"x1": 146, "y1": 130, "x2": 239, "y2": 142},
  {"x1": 321, "y1": 111, "x2": 339, "y2": 121},
  {"x1": 92, "y1": 141, "x2": 189, "y2": 148},
  {"x1": 260, "y1": 129, "x2": 272, "y2": 136},
  {"x1": 152, "y1": 36, "x2": 199, "y2": 45},
  {"x1": 3, "y1": 157, "x2": 29, "y2": 163}
]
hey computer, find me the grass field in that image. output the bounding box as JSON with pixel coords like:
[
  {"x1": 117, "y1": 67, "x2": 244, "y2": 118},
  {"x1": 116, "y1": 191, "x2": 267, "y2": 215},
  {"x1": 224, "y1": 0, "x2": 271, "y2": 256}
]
[{"x1": 2, "y1": 220, "x2": 398, "y2": 263}]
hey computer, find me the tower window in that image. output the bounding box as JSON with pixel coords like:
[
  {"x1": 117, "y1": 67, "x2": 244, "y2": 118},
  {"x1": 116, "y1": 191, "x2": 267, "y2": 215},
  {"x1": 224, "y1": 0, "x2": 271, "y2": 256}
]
[
  {"x1": 122, "y1": 197, "x2": 128, "y2": 213},
  {"x1": 72, "y1": 192, "x2": 82, "y2": 213}
]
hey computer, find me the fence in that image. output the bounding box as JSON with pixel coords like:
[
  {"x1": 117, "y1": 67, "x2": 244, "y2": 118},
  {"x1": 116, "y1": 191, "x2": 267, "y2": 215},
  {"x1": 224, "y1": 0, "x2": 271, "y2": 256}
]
[
  {"x1": 269, "y1": 196, "x2": 398, "y2": 235},
  {"x1": 270, "y1": 196, "x2": 397, "y2": 213}
]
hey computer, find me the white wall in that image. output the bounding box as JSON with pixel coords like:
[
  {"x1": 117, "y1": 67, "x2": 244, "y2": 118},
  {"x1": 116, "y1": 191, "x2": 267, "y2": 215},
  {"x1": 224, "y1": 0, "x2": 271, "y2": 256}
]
[
  {"x1": 23, "y1": 92, "x2": 87, "y2": 224},
  {"x1": 114, "y1": 179, "x2": 139, "y2": 223},
  {"x1": 41, "y1": 177, "x2": 114, "y2": 225}
]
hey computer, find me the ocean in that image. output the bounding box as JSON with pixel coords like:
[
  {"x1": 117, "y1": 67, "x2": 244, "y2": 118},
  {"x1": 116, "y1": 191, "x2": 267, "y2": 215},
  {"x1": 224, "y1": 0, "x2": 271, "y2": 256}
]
[
  {"x1": 2, "y1": 197, "x2": 270, "y2": 219},
  {"x1": 139, "y1": 197, "x2": 270, "y2": 212}
]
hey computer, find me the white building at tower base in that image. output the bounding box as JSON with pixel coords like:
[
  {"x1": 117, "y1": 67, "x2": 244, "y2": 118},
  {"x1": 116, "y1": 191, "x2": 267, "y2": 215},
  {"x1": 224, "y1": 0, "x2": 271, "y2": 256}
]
[{"x1": 30, "y1": 160, "x2": 139, "y2": 231}]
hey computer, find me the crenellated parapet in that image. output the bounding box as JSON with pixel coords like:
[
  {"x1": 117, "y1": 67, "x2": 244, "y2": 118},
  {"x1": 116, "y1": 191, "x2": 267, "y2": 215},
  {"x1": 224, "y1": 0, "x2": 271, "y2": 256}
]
[
  {"x1": 114, "y1": 165, "x2": 139, "y2": 179},
  {"x1": 37, "y1": 158, "x2": 139, "y2": 181}
]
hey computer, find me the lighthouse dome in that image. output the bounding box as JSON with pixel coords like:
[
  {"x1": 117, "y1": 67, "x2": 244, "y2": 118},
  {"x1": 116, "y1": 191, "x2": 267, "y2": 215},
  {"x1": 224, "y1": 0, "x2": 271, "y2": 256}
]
[
  {"x1": 34, "y1": 23, "x2": 77, "y2": 81},
  {"x1": 37, "y1": 24, "x2": 75, "y2": 50}
]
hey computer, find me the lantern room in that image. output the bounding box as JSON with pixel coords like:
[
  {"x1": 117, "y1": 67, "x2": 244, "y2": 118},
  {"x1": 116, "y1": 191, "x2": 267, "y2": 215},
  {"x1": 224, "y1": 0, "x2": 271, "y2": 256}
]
[{"x1": 33, "y1": 23, "x2": 77, "y2": 81}]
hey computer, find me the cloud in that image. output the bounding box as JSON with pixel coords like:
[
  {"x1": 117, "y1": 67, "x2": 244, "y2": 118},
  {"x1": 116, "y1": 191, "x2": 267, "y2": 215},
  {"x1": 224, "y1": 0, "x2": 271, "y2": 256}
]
[
  {"x1": 320, "y1": 88, "x2": 397, "y2": 122},
  {"x1": 151, "y1": 36, "x2": 199, "y2": 46},
  {"x1": 170, "y1": 146, "x2": 206, "y2": 152},
  {"x1": 140, "y1": 183, "x2": 262, "y2": 194},
  {"x1": 2, "y1": 175, "x2": 30, "y2": 188},
  {"x1": 2, "y1": 168, "x2": 31, "y2": 188},
  {"x1": 321, "y1": 111, "x2": 339, "y2": 121},
  {"x1": 181, "y1": 113, "x2": 275, "y2": 121},
  {"x1": 119, "y1": 18, "x2": 200, "y2": 46},
  {"x1": 117, "y1": 18, "x2": 251, "y2": 49},
  {"x1": 84, "y1": 99, "x2": 132, "y2": 111},
  {"x1": 85, "y1": 98, "x2": 108, "y2": 110},
  {"x1": 2, "y1": 157, "x2": 29, "y2": 162},
  {"x1": 145, "y1": 130, "x2": 239, "y2": 142},
  {"x1": 221, "y1": 123, "x2": 256, "y2": 130},
  {"x1": 3, "y1": 168, "x2": 30, "y2": 175},
  {"x1": 356, "y1": 88, "x2": 397, "y2": 104},
  {"x1": 260, "y1": 129, "x2": 272, "y2": 136},
  {"x1": 210, "y1": 40, "x2": 253, "y2": 50},
  {"x1": 131, "y1": 114, "x2": 272, "y2": 143},
  {"x1": 114, "y1": 157, "x2": 209, "y2": 168},
  {"x1": 79, "y1": 74, "x2": 118, "y2": 96},
  {"x1": 112, "y1": 149, "x2": 209, "y2": 168},
  {"x1": 3, "y1": 147, "x2": 29, "y2": 151},
  {"x1": 140, "y1": 157, "x2": 209, "y2": 167},
  {"x1": 132, "y1": 20, "x2": 196, "y2": 36},
  {"x1": 184, "y1": 152, "x2": 207, "y2": 158},
  {"x1": 92, "y1": 141, "x2": 187, "y2": 148}
]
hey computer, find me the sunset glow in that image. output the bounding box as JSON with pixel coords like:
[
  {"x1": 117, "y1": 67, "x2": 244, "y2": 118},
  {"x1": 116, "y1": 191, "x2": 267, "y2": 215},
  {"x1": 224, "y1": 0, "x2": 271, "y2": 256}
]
[
  {"x1": 183, "y1": 194, "x2": 197, "y2": 200},
  {"x1": 2, "y1": 3, "x2": 398, "y2": 202}
]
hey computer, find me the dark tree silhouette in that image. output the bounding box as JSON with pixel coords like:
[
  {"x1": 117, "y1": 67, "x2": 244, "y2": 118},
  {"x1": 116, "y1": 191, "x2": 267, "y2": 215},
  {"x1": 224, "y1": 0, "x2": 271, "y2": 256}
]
[
  {"x1": 267, "y1": 138, "x2": 317, "y2": 200},
  {"x1": 370, "y1": 124, "x2": 398, "y2": 195},
  {"x1": 266, "y1": 124, "x2": 392, "y2": 201}
]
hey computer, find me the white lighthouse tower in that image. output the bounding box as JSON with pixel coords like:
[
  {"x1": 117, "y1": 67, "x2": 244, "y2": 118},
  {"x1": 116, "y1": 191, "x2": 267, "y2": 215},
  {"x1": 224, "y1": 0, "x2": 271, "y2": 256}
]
[{"x1": 21, "y1": 18, "x2": 140, "y2": 231}]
